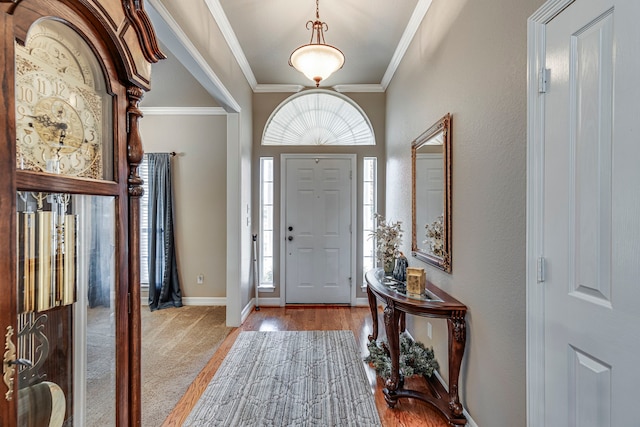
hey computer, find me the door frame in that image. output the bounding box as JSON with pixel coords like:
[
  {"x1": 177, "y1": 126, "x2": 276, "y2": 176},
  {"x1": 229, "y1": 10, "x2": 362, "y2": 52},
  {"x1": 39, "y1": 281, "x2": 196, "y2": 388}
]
[
  {"x1": 526, "y1": 1, "x2": 575, "y2": 425},
  {"x1": 280, "y1": 153, "x2": 358, "y2": 306}
]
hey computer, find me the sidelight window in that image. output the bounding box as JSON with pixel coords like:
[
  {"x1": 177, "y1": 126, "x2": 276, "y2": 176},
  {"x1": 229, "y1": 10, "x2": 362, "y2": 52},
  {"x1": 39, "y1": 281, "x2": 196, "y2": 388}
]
[{"x1": 363, "y1": 157, "x2": 377, "y2": 282}]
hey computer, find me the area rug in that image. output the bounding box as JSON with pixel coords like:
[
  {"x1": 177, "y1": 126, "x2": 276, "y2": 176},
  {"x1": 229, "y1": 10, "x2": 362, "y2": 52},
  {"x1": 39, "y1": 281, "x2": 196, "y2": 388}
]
[{"x1": 183, "y1": 330, "x2": 382, "y2": 427}]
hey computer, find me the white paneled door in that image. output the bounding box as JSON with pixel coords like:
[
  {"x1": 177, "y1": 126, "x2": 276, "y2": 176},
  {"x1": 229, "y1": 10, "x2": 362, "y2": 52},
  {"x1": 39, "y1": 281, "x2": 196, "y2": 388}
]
[
  {"x1": 283, "y1": 156, "x2": 353, "y2": 304},
  {"x1": 415, "y1": 153, "x2": 444, "y2": 232},
  {"x1": 538, "y1": 0, "x2": 640, "y2": 425}
]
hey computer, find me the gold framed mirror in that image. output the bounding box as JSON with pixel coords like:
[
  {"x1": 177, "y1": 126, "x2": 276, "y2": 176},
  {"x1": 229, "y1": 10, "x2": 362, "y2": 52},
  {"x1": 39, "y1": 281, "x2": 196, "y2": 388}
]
[{"x1": 411, "y1": 113, "x2": 452, "y2": 272}]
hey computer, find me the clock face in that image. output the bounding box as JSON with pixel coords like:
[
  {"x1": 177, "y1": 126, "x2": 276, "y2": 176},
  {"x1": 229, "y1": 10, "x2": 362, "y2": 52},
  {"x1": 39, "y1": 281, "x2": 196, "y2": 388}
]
[{"x1": 15, "y1": 23, "x2": 106, "y2": 179}]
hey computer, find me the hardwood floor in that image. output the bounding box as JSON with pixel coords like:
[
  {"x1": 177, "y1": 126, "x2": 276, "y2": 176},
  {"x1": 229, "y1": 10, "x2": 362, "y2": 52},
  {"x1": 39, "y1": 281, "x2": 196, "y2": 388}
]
[{"x1": 162, "y1": 306, "x2": 450, "y2": 427}]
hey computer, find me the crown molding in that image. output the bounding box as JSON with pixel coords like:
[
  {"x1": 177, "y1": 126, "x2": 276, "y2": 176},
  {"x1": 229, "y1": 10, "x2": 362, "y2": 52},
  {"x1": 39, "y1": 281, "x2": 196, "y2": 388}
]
[
  {"x1": 140, "y1": 107, "x2": 227, "y2": 115},
  {"x1": 332, "y1": 84, "x2": 385, "y2": 93},
  {"x1": 381, "y1": 0, "x2": 433, "y2": 90},
  {"x1": 204, "y1": 0, "x2": 258, "y2": 89},
  {"x1": 161, "y1": 0, "x2": 432, "y2": 94},
  {"x1": 254, "y1": 84, "x2": 305, "y2": 93},
  {"x1": 146, "y1": 0, "x2": 241, "y2": 112}
]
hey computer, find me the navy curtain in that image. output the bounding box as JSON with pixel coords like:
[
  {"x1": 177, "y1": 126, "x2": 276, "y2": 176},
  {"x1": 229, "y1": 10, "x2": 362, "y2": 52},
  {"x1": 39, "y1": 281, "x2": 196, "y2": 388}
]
[{"x1": 146, "y1": 153, "x2": 183, "y2": 311}]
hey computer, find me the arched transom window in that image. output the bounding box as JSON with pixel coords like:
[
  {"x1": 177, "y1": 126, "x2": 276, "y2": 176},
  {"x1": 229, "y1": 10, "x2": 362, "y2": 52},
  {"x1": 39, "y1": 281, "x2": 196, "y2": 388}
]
[{"x1": 262, "y1": 89, "x2": 375, "y2": 146}]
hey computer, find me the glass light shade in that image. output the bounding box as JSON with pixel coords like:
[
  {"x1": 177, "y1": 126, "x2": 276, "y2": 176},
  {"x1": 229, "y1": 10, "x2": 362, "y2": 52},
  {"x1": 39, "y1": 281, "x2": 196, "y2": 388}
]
[{"x1": 289, "y1": 44, "x2": 344, "y2": 86}]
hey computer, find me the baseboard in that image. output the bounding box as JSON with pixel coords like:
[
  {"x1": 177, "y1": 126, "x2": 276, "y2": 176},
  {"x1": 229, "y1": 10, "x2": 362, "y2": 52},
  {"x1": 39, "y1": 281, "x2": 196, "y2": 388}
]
[
  {"x1": 354, "y1": 297, "x2": 369, "y2": 307},
  {"x1": 241, "y1": 300, "x2": 254, "y2": 323},
  {"x1": 181, "y1": 297, "x2": 226, "y2": 306},
  {"x1": 401, "y1": 331, "x2": 478, "y2": 427},
  {"x1": 253, "y1": 297, "x2": 281, "y2": 307},
  {"x1": 251, "y1": 298, "x2": 369, "y2": 307}
]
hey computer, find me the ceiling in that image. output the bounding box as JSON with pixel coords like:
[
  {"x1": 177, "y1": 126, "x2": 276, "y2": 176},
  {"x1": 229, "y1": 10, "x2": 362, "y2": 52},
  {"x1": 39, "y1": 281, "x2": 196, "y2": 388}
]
[{"x1": 215, "y1": 0, "x2": 432, "y2": 92}]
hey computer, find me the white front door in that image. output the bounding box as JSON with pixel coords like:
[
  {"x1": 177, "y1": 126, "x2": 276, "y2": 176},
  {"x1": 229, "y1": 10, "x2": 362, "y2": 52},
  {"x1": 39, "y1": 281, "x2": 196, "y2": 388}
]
[
  {"x1": 531, "y1": 0, "x2": 640, "y2": 425},
  {"x1": 283, "y1": 155, "x2": 353, "y2": 304},
  {"x1": 415, "y1": 153, "x2": 444, "y2": 230}
]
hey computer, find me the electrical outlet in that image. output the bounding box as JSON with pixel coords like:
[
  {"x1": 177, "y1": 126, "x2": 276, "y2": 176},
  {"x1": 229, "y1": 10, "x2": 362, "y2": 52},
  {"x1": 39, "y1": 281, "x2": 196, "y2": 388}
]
[
  {"x1": 197, "y1": 274, "x2": 204, "y2": 284},
  {"x1": 427, "y1": 322, "x2": 432, "y2": 339}
]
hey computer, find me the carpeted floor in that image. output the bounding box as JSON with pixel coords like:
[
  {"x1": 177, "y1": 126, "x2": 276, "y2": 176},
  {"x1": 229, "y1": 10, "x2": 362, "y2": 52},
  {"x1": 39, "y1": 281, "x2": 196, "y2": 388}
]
[
  {"x1": 183, "y1": 330, "x2": 382, "y2": 427},
  {"x1": 141, "y1": 305, "x2": 232, "y2": 427},
  {"x1": 84, "y1": 305, "x2": 231, "y2": 426}
]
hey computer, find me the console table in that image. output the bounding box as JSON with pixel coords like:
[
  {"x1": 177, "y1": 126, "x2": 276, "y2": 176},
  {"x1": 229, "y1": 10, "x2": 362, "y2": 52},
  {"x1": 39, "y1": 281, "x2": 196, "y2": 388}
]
[{"x1": 365, "y1": 268, "x2": 467, "y2": 426}]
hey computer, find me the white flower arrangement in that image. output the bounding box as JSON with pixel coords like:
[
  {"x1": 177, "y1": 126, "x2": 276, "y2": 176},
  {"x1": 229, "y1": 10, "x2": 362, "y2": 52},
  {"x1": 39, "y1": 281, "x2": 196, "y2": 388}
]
[
  {"x1": 370, "y1": 213, "x2": 403, "y2": 270},
  {"x1": 424, "y1": 215, "x2": 444, "y2": 258}
]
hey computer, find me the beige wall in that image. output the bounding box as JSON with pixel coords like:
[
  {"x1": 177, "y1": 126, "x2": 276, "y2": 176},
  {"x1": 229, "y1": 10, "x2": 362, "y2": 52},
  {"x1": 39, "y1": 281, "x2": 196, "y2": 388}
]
[
  {"x1": 150, "y1": 0, "x2": 255, "y2": 322},
  {"x1": 386, "y1": 0, "x2": 543, "y2": 425},
  {"x1": 140, "y1": 114, "x2": 227, "y2": 299},
  {"x1": 252, "y1": 91, "x2": 386, "y2": 300},
  {"x1": 144, "y1": 46, "x2": 220, "y2": 108}
]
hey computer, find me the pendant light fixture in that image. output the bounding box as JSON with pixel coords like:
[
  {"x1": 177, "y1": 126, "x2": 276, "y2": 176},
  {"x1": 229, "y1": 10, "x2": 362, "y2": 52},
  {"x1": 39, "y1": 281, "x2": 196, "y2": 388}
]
[{"x1": 289, "y1": 0, "x2": 345, "y2": 87}]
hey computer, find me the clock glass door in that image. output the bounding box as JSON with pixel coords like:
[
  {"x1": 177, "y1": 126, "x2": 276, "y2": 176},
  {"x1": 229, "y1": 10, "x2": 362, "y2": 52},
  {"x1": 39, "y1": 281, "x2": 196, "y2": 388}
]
[{"x1": 16, "y1": 192, "x2": 117, "y2": 426}]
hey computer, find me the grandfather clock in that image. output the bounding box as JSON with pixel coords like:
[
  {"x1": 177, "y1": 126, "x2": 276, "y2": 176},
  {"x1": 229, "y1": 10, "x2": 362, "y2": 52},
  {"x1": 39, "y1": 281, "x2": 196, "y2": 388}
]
[{"x1": 0, "y1": 1, "x2": 164, "y2": 425}]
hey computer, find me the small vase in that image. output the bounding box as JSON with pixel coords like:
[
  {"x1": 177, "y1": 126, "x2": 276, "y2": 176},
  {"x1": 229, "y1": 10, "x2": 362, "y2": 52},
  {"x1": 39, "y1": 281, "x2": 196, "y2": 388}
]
[
  {"x1": 393, "y1": 253, "x2": 408, "y2": 282},
  {"x1": 383, "y1": 258, "x2": 395, "y2": 277}
]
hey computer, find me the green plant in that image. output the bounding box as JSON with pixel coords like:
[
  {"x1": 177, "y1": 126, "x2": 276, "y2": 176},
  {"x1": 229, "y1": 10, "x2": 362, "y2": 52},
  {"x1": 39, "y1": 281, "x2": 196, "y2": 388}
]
[{"x1": 364, "y1": 332, "x2": 439, "y2": 381}]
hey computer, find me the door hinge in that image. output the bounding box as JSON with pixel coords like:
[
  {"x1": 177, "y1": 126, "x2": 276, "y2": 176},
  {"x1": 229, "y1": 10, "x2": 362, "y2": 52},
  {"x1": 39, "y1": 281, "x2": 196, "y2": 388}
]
[
  {"x1": 349, "y1": 170, "x2": 352, "y2": 180},
  {"x1": 537, "y1": 257, "x2": 546, "y2": 283},
  {"x1": 128, "y1": 293, "x2": 131, "y2": 314},
  {"x1": 349, "y1": 224, "x2": 352, "y2": 233},
  {"x1": 538, "y1": 68, "x2": 550, "y2": 94}
]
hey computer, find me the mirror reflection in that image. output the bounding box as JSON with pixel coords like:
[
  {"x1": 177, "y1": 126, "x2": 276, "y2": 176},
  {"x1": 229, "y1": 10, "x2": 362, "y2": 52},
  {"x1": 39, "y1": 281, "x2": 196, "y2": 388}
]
[{"x1": 412, "y1": 113, "x2": 452, "y2": 272}]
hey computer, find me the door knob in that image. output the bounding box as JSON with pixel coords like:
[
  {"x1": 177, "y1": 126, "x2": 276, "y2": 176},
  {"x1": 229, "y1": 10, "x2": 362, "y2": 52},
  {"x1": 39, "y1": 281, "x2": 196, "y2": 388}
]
[
  {"x1": 288, "y1": 236, "x2": 293, "y2": 241},
  {"x1": 288, "y1": 226, "x2": 293, "y2": 231}
]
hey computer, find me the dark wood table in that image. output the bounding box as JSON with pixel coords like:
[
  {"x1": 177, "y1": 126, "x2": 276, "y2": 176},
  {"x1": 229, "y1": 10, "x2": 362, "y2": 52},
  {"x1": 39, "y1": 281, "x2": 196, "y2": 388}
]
[{"x1": 365, "y1": 268, "x2": 467, "y2": 426}]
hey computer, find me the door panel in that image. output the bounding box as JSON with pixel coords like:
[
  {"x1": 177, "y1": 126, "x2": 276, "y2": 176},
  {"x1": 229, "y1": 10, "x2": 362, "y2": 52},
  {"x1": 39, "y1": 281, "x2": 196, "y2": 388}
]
[
  {"x1": 284, "y1": 157, "x2": 352, "y2": 304},
  {"x1": 415, "y1": 153, "x2": 444, "y2": 236},
  {"x1": 543, "y1": 0, "x2": 640, "y2": 424}
]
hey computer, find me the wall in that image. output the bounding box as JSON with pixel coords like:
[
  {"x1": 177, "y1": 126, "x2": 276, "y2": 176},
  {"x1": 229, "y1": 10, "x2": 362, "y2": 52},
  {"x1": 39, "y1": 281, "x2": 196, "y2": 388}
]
[
  {"x1": 140, "y1": 48, "x2": 229, "y2": 304},
  {"x1": 143, "y1": 45, "x2": 221, "y2": 108},
  {"x1": 148, "y1": 0, "x2": 255, "y2": 324},
  {"x1": 385, "y1": 0, "x2": 543, "y2": 425},
  {"x1": 252, "y1": 91, "x2": 386, "y2": 301},
  {"x1": 140, "y1": 114, "x2": 227, "y2": 301}
]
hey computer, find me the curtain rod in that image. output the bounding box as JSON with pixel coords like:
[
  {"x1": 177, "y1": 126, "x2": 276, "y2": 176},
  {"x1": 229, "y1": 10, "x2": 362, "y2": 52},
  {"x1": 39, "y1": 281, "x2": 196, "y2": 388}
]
[{"x1": 148, "y1": 151, "x2": 177, "y2": 156}]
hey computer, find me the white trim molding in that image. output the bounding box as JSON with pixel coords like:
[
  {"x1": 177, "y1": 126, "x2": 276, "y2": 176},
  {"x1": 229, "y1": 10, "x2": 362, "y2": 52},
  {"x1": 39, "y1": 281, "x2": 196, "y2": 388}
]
[
  {"x1": 146, "y1": 0, "x2": 241, "y2": 113},
  {"x1": 140, "y1": 107, "x2": 227, "y2": 116},
  {"x1": 254, "y1": 84, "x2": 305, "y2": 93},
  {"x1": 332, "y1": 84, "x2": 385, "y2": 93},
  {"x1": 182, "y1": 297, "x2": 227, "y2": 306},
  {"x1": 252, "y1": 297, "x2": 281, "y2": 307},
  {"x1": 526, "y1": 1, "x2": 575, "y2": 426},
  {"x1": 203, "y1": 0, "x2": 258, "y2": 89},
  {"x1": 201, "y1": 0, "x2": 432, "y2": 93},
  {"x1": 380, "y1": 0, "x2": 433, "y2": 89},
  {"x1": 354, "y1": 297, "x2": 370, "y2": 307}
]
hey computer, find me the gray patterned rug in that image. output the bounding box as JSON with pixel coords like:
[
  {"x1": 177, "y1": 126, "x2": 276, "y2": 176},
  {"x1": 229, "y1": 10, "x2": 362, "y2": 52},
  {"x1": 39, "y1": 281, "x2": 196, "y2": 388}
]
[{"x1": 183, "y1": 330, "x2": 382, "y2": 427}]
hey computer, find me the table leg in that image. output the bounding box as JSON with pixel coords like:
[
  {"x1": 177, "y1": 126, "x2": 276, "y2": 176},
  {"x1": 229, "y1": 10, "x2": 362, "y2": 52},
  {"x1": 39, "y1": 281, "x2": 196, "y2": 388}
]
[
  {"x1": 366, "y1": 284, "x2": 378, "y2": 342},
  {"x1": 446, "y1": 311, "x2": 466, "y2": 417},
  {"x1": 382, "y1": 301, "x2": 402, "y2": 408}
]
